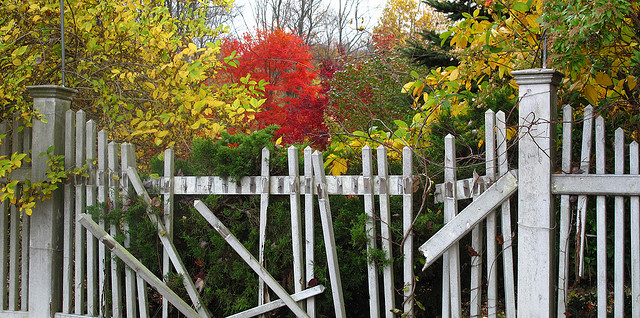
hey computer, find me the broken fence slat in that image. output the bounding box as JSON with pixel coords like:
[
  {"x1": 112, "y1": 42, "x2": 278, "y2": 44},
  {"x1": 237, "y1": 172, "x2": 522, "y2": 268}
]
[
  {"x1": 226, "y1": 285, "x2": 325, "y2": 318},
  {"x1": 193, "y1": 200, "x2": 309, "y2": 318}
]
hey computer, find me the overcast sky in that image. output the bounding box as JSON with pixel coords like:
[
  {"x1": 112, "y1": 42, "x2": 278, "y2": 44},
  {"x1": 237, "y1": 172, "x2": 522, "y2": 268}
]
[{"x1": 227, "y1": 0, "x2": 385, "y2": 38}]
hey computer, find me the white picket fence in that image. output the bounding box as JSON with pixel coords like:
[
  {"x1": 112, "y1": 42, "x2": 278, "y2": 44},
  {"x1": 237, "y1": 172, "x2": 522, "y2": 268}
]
[{"x1": 2, "y1": 69, "x2": 640, "y2": 317}]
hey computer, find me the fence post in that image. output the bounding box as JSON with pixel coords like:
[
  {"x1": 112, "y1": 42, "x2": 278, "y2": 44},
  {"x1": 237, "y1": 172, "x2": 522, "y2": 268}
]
[
  {"x1": 26, "y1": 85, "x2": 77, "y2": 317},
  {"x1": 511, "y1": 69, "x2": 562, "y2": 317}
]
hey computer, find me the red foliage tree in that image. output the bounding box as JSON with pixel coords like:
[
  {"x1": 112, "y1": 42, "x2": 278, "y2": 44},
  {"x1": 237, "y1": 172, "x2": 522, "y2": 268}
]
[{"x1": 219, "y1": 29, "x2": 328, "y2": 147}]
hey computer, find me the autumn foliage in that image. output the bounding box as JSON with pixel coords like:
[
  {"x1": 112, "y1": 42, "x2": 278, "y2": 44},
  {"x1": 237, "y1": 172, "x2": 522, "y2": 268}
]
[{"x1": 219, "y1": 29, "x2": 328, "y2": 147}]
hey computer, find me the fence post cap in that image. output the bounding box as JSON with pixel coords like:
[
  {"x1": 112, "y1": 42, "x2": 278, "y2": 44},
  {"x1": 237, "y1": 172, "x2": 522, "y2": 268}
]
[
  {"x1": 26, "y1": 85, "x2": 77, "y2": 101},
  {"x1": 511, "y1": 68, "x2": 563, "y2": 86}
]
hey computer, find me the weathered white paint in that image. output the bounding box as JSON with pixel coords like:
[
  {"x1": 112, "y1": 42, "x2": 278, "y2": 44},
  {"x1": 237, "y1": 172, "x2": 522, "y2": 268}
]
[
  {"x1": 162, "y1": 148, "x2": 175, "y2": 318},
  {"x1": 377, "y1": 145, "x2": 395, "y2": 318},
  {"x1": 312, "y1": 151, "x2": 346, "y2": 318},
  {"x1": 108, "y1": 141, "x2": 122, "y2": 318},
  {"x1": 443, "y1": 135, "x2": 461, "y2": 318},
  {"x1": 61, "y1": 110, "x2": 75, "y2": 314},
  {"x1": 596, "y1": 116, "x2": 607, "y2": 318},
  {"x1": 96, "y1": 130, "x2": 107, "y2": 317},
  {"x1": 78, "y1": 214, "x2": 201, "y2": 318},
  {"x1": 577, "y1": 105, "x2": 594, "y2": 277},
  {"x1": 227, "y1": 285, "x2": 325, "y2": 318},
  {"x1": 362, "y1": 146, "x2": 380, "y2": 318},
  {"x1": 120, "y1": 143, "x2": 138, "y2": 317},
  {"x1": 258, "y1": 148, "x2": 270, "y2": 309},
  {"x1": 287, "y1": 146, "x2": 305, "y2": 300},
  {"x1": 74, "y1": 110, "x2": 87, "y2": 316},
  {"x1": 614, "y1": 128, "x2": 625, "y2": 317},
  {"x1": 485, "y1": 110, "x2": 497, "y2": 318},
  {"x1": 557, "y1": 105, "x2": 572, "y2": 318},
  {"x1": 552, "y1": 175, "x2": 640, "y2": 195},
  {"x1": 27, "y1": 86, "x2": 75, "y2": 318},
  {"x1": 193, "y1": 200, "x2": 309, "y2": 318},
  {"x1": 513, "y1": 68, "x2": 561, "y2": 317},
  {"x1": 402, "y1": 147, "x2": 414, "y2": 316},
  {"x1": 631, "y1": 142, "x2": 640, "y2": 318},
  {"x1": 303, "y1": 146, "x2": 316, "y2": 317},
  {"x1": 85, "y1": 121, "x2": 97, "y2": 316}
]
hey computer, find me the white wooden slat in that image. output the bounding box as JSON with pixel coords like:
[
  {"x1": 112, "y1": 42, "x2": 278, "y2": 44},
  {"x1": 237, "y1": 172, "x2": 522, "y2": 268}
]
[
  {"x1": 126, "y1": 168, "x2": 211, "y2": 318},
  {"x1": 62, "y1": 110, "x2": 75, "y2": 314},
  {"x1": 227, "y1": 285, "x2": 325, "y2": 318},
  {"x1": 8, "y1": 115, "x2": 22, "y2": 311},
  {"x1": 614, "y1": 128, "x2": 624, "y2": 317},
  {"x1": 258, "y1": 148, "x2": 270, "y2": 308},
  {"x1": 311, "y1": 151, "x2": 346, "y2": 318},
  {"x1": 630, "y1": 141, "x2": 640, "y2": 318},
  {"x1": 287, "y1": 146, "x2": 304, "y2": 300},
  {"x1": 470, "y1": 179, "x2": 483, "y2": 318},
  {"x1": 496, "y1": 111, "x2": 516, "y2": 318},
  {"x1": 434, "y1": 175, "x2": 493, "y2": 203},
  {"x1": 120, "y1": 143, "x2": 137, "y2": 318},
  {"x1": 193, "y1": 200, "x2": 309, "y2": 318},
  {"x1": 108, "y1": 141, "x2": 122, "y2": 318},
  {"x1": 402, "y1": 147, "x2": 414, "y2": 316},
  {"x1": 74, "y1": 110, "x2": 86, "y2": 315},
  {"x1": 162, "y1": 148, "x2": 175, "y2": 318},
  {"x1": 443, "y1": 136, "x2": 461, "y2": 318},
  {"x1": 0, "y1": 121, "x2": 10, "y2": 310},
  {"x1": 419, "y1": 170, "x2": 518, "y2": 267},
  {"x1": 362, "y1": 146, "x2": 380, "y2": 318},
  {"x1": 377, "y1": 146, "x2": 395, "y2": 318},
  {"x1": 595, "y1": 116, "x2": 607, "y2": 318},
  {"x1": 485, "y1": 110, "x2": 497, "y2": 318},
  {"x1": 557, "y1": 105, "x2": 572, "y2": 318},
  {"x1": 97, "y1": 130, "x2": 108, "y2": 317},
  {"x1": 78, "y1": 214, "x2": 201, "y2": 318},
  {"x1": 553, "y1": 175, "x2": 640, "y2": 194},
  {"x1": 137, "y1": 274, "x2": 150, "y2": 318},
  {"x1": 577, "y1": 105, "x2": 594, "y2": 277},
  {"x1": 85, "y1": 120, "x2": 98, "y2": 316},
  {"x1": 303, "y1": 146, "x2": 315, "y2": 317},
  {"x1": 20, "y1": 126, "x2": 30, "y2": 311}
]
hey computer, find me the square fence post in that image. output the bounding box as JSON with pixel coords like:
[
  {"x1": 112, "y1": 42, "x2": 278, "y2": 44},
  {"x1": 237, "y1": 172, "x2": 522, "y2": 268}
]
[
  {"x1": 512, "y1": 69, "x2": 562, "y2": 317},
  {"x1": 26, "y1": 85, "x2": 77, "y2": 318}
]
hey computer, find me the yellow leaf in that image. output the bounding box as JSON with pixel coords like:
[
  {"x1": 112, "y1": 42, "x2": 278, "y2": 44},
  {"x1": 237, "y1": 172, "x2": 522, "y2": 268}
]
[
  {"x1": 628, "y1": 76, "x2": 637, "y2": 90},
  {"x1": 595, "y1": 72, "x2": 613, "y2": 87},
  {"x1": 328, "y1": 156, "x2": 348, "y2": 176},
  {"x1": 584, "y1": 84, "x2": 599, "y2": 105},
  {"x1": 402, "y1": 82, "x2": 415, "y2": 94},
  {"x1": 449, "y1": 68, "x2": 459, "y2": 81},
  {"x1": 275, "y1": 136, "x2": 283, "y2": 145}
]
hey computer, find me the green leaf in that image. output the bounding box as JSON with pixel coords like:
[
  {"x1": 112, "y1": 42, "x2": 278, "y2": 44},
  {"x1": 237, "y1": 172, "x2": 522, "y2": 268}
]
[
  {"x1": 513, "y1": 2, "x2": 529, "y2": 12},
  {"x1": 394, "y1": 120, "x2": 408, "y2": 128}
]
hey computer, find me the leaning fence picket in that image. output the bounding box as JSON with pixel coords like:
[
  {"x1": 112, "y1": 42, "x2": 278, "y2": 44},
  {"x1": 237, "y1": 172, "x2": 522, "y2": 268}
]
[
  {"x1": 108, "y1": 141, "x2": 122, "y2": 318},
  {"x1": 443, "y1": 135, "x2": 462, "y2": 318},
  {"x1": 74, "y1": 110, "x2": 86, "y2": 315},
  {"x1": 287, "y1": 146, "x2": 305, "y2": 301},
  {"x1": 614, "y1": 128, "x2": 624, "y2": 317},
  {"x1": 577, "y1": 105, "x2": 594, "y2": 277},
  {"x1": 362, "y1": 146, "x2": 380, "y2": 318},
  {"x1": 312, "y1": 151, "x2": 346, "y2": 318},
  {"x1": 595, "y1": 116, "x2": 607, "y2": 318},
  {"x1": 303, "y1": 146, "x2": 316, "y2": 317},
  {"x1": 496, "y1": 110, "x2": 515, "y2": 318},
  {"x1": 62, "y1": 110, "x2": 75, "y2": 314},
  {"x1": 377, "y1": 145, "x2": 395, "y2": 318},
  {"x1": 163, "y1": 148, "x2": 175, "y2": 318},
  {"x1": 86, "y1": 120, "x2": 98, "y2": 316},
  {"x1": 557, "y1": 105, "x2": 573, "y2": 317},
  {"x1": 121, "y1": 143, "x2": 138, "y2": 317},
  {"x1": 0, "y1": 122, "x2": 9, "y2": 311},
  {"x1": 631, "y1": 141, "x2": 640, "y2": 318}
]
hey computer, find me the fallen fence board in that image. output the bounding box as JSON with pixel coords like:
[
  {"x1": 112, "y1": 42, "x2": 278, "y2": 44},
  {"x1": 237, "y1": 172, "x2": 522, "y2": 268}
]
[
  {"x1": 227, "y1": 285, "x2": 325, "y2": 318},
  {"x1": 419, "y1": 171, "x2": 518, "y2": 268}
]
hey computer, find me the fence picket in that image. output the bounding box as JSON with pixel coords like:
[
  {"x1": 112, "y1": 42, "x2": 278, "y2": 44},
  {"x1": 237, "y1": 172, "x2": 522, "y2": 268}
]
[
  {"x1": 86, "y1": 120, "x2": 98, "y2": 316},
  {"x1": 74, "y1": 110, "x2": 86, "y2": 315},
  {"x1": 258, "y1": 148, "x2": 270, "y2": 308},
  {"x1": 443, "y1": 135, "x2": 462, "y2": 318},
  {"x1": 557, "y1": 105, "x2": 573, "y2": 317},
  {"x1": 287, "y1": 146, "x2": 305, "y2": 301},
  {"x1": 577, "y1": 105, "x2": 594, "y2": 277},
  {"x1": 0, "y1": 122, "x2": 9, "y2": 310},
  {"x1": 312, "y1": 151, "x2": 346, "y2": 318},
  {"x1": 97, "y1": 130, "x2": 108, "y2": 317},
  {"x1": 630, "y1": 141, "x2": 640, "y2": 318},
  {"x1": 595, "y1": 116, "x2": 607, "y2": 318},
  {"x1": 108, "y1": 141, "x2": 122, "y2": 318},
  {"x1": 120, "y1": 143, "x2": 137, "y2": 317},
  {"x1": 303, "y1": 146, "x2": 315, "y2": 317},
  {"x1": 20, "y1": 126, "x2": 30, "y2": 311},
  {"x1": 614, "y1": 128, "x2": 624, "y2": 317},
  {"x1": 470, "y1": 184, "x2": 483, "y2": 317},
  {"x1": 377, "y1": 146, "x2": 395, "y2": 318},
  {"x1": 362, "y1": 146, "x2": 380, "y2": 318},
  {"x1": 163, "y1": 148, "x2": 175, "y2": 318},
  {"x1": 62, "y1": 110, "x2": 75, "y2": 314},
  {"x1": 485, "y1": 110, "x2": 497, "y2": 317},
  {"x1": 402, "y1": 147, "x2": 414, "y2": 316},
  {"x1": 496, "y1": 111, "x2": 515, "y2": 317}
]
